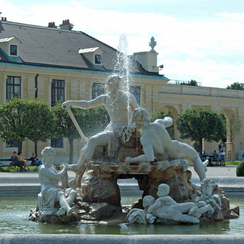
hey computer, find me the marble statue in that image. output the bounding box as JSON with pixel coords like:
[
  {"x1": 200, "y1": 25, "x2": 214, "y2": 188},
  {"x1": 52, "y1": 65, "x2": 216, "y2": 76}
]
[
  {"x1": 61, "y1": 75, "x2": 139, "y2": 187},
  {"x1": 38, "y1": 147, "x2": 77, "y2": 216},
  {"x1": 194, "y1": 178, "x2": 222, "y2": 211},
  {"x1": 126, "y1": 195, "x2": 156, "y2": 224},
  {"x1": 125, "y1": 107, "x2": 206, "y2": 181},
  {"x1": 146, "y1": 184, "x2": 214, "y2": 224}
]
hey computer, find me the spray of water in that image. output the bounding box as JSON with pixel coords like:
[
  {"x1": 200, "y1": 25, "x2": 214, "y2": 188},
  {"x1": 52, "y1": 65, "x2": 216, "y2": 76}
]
[{"x1": 114, "y1": 34, "x2": 131, "y2": 125}]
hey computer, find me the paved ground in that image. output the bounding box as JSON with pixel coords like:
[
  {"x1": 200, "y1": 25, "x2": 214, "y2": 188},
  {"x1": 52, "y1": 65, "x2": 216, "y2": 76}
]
[{"x1": 0, "y1": 165, "x2": 243, "y2": 194}]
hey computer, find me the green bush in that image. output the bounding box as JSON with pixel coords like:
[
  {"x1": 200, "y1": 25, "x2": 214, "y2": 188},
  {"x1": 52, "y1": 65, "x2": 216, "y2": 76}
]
[{"x1": 236, "y1": 161, "x2": 244, "y2": 176}]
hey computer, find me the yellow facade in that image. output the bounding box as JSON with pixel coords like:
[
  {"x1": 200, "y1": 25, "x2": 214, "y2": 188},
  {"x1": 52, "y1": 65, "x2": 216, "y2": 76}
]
[{"x1": 1, "y1": 63, "x2": 244, "y2": 161}]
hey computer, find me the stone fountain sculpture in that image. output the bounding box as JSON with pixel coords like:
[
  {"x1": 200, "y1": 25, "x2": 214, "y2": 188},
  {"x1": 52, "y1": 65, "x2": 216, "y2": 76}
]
[
  {"x1": 126, "y1": 184, "x2": 214, "y2": 224},
  {"x1": 30, "y1": 74, "x2": 239, "y2": 224},
  {"x1": 30, "y1": 147, "x2": 79, "y2": 223}
]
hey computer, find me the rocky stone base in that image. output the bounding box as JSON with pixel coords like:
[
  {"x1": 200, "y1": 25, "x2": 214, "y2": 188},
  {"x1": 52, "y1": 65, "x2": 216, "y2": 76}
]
[{"x1": 29, "y1": 159, "x2": 239, "y2": 224}]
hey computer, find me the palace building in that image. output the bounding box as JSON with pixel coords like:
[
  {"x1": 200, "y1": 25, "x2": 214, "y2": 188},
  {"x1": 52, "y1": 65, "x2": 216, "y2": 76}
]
[{"x1": 0, "y1": 18, "x2": 243, "y2": 162}]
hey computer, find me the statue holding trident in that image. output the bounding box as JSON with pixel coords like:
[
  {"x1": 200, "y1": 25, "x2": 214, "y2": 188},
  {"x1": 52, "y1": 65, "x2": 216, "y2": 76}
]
[{"x1": 61, "y1": 75, "x2": 139, "y2": 187}]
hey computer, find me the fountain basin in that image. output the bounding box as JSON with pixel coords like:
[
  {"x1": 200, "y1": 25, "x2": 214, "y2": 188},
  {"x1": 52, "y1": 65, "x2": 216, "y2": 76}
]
[{"x1": 0, "y1": 194, "x2": 242, "y2": 235}]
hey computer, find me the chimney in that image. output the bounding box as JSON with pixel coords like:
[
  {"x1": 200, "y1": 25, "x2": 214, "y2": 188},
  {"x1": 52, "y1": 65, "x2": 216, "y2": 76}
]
[
  {"x1": 59, "y1": 19, "x2": 74, "y2": 30},
  {"x1": 133, "y1": 37, "x2": 159, "y2": 73},
  {"x1": 1, "y1": 17, "x2": 7, "y2": 21},
  {"x1": 48, "y1": 22, "x2": 57, "y2": 28}
]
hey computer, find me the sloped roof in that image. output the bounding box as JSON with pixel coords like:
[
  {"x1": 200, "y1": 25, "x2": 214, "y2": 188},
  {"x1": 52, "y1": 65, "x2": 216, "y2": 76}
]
[{"x1": 0, "y1": 21, "x2": 161, "y2": 76}]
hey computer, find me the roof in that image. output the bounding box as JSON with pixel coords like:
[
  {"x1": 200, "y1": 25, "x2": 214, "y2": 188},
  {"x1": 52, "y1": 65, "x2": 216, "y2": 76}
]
[{"x1": 0, "y1": 21, "x2": 166, "y2": 78}]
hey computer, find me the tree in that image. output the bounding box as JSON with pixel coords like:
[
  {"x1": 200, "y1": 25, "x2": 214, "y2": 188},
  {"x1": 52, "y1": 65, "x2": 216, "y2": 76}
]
[
  {"x1": 227, "y1": 109, "x2": 243, "y2": 161},
  {"x1": 150, "y1": 109, "x2": 175, "y2": 139},
  {"x1": 176, "y1": 107, "x2": 226, "y2": 155},
  {"x1": 51, "y1": 102, "x2": 110, "y2": 164},
  {"x1": 180, "y1": 80, "x2": 198, "y2": 86},
  {"x1": 0, "y1": 97, "x2": 55, "y2": 153},
  {"x1": 226, "y1": 82, "x2": 244, "y2": 90}
]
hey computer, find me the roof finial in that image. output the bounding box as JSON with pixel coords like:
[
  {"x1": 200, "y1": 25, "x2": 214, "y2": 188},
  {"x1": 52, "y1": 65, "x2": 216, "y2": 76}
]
[{"x1": 149, "y1": 36, "x2": 156, "y2": 53}]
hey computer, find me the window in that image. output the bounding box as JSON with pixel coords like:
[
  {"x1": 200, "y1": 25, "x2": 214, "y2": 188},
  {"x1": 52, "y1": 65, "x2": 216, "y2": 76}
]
[
  {"x1": 6, "y1": 140, "x2": 18, "y2": 147},
  {"x1": 51, "y1": 79, "x2": 65, "y2": 106},
  {"x1": 130, "y1": 86, "x2": 141, "y2": 105},
  {"x1": 92, "y1": 83, "x2": 105, "y2": 99},
  {"x1": 10, "y1": 45, "x2": 17, "y2": 55},
  {"x1": 95, "y1": 54, "x2": 102, "y2": 64},
  {"x1": 6, "y1": 76, "x2": 21, "y2": 99},
  {"x1": 51, "y1": 138, "x2": 63, "y2": 148}
]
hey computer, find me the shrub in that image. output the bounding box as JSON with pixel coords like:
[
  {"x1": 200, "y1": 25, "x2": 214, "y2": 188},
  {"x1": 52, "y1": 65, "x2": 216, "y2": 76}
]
[{"x1": 236, "y1": 161, "x2": 244, "y2": 177}]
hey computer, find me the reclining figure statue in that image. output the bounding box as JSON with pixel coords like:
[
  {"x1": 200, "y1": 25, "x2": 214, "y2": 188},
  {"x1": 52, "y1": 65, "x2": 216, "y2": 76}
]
[{"x1": 125, "y1": 107, "x2": 207, "y2": 181}]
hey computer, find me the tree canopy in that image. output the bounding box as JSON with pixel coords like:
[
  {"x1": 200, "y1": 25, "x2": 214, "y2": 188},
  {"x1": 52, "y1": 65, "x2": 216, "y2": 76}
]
[
  {"x1": 0, "y1": 98, "x2": 54, "y2": 152},
  {"x1": 180, "y1": 80, "x2": 198, "y2": 86},
  {"x1": 176, "y1": 107, "x2": 226, "y2": 154},
  {"x1": 226, "y1": 82, "x2": 244, "y2": 90}
]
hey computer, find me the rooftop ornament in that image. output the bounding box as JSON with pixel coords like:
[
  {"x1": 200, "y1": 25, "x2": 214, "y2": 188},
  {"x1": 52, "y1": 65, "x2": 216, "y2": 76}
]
[{"x1": 149, "y1": 36, "x2": 157, "y2": 53}]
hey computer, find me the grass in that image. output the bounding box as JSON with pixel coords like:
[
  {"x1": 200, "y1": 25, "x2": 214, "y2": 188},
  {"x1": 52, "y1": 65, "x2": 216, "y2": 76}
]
[
  {"x1": 225, "y1": 161, "x2": 241, "y2": 166},
  {"x1": 0, "y1": 165, "x2": 39, "y2": 172},
  {"x1": 0, "y1": 165, "x2": 61, "y2": 172}
]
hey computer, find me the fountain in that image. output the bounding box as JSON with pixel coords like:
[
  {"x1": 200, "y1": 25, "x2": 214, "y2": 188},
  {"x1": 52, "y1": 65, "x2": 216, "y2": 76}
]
[
  {"x1": 2, "y1": 36, "x2": 242, "y2": 243},
  {"x1": 29, "y1": 73, "x2": 238, "y2": 226}
]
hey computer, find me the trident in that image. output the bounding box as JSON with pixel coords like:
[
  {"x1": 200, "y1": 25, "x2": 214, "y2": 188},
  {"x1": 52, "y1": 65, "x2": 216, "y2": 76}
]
[{"x1": 65, "y1": 106, "x2": 88, "y2": 144}]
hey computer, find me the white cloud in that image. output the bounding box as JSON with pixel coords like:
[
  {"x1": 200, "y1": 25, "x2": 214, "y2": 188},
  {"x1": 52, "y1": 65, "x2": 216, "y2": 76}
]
[{"x1": 0, "y1": 0, "x2": 243, "y2": 88}]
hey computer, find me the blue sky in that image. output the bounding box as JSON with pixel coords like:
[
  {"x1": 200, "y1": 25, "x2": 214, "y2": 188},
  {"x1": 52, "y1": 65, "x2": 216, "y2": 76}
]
[{"x1": 1, "y1": 0, "x2": 243, "y2": 88}]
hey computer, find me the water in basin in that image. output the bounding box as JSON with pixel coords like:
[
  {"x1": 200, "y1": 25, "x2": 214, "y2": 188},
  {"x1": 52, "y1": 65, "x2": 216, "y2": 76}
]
[{"x1": 0, "y1": 193, "x2": 242, "y2": 235}]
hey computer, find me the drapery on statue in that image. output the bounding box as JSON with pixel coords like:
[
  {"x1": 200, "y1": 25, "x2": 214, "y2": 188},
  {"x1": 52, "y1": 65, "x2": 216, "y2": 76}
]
[
  {"x1": 61, "y1": 75, "x2": 139, "y2": 187},
  {"x1": 125, "y1": 107, "x2": 207, "y2": 181},
  {"x1": 38, "y1": 147, "x2": 77, "y2": 216}
]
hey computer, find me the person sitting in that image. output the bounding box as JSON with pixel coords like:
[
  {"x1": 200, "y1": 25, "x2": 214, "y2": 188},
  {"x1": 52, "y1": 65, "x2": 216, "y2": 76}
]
[
  {"x1": 30, "y1": 153, "x2": 42, "y2": 166},
  {"x1": 10, "y1": 151, "x2": 21, "y2": 169},
  {"x1": 202, "y1": 150, "x2": 209, "y2": 162},
  {"x1": 18, "y1": 152, "x2": 31, "y2": 171},
  {"x1": 211, "y1": 150, "x2": 219, "y2": 166}
]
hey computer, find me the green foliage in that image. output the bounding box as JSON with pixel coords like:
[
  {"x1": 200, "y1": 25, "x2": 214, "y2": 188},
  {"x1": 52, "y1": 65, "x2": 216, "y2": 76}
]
[
  {"x1": 150, "y1": 109, "x2": 175, "y2": 139},
  {"x1": 51, "y1": 102, "x2": 83, "y2": 141},
  {"x1": 176, "y1": 107, "x2": 226, "y2": 154},
  {"x1": 81, "y1": 106, "x2": 110, "y2": 137},
  {"x1": 0, "y1": 165, "x2": 38, "y2": 172},
  {"x1": 236, "y1": 161, "x2": 244, "y2": 176},
  {"x1": 227, "y1": 109, "x2": 243, "y2": 143},
  {"x1": 227, "y1": 82, "x2": 244, "y2": 90},
  {"x1": 0, "y1": 97, "x2": 55, "y2": 152},
  {"x1": 225, "y1": 161, "x2": 240, "y2": 166},
  {"x1": 180, "y1": 80, "x2": 198, "y2": 86}
]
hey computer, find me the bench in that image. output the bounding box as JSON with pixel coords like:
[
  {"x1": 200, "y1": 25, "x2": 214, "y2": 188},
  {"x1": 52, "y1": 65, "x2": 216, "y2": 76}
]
[{"x1": 0, "y1": 158, "x2": 34, "y2": 171}]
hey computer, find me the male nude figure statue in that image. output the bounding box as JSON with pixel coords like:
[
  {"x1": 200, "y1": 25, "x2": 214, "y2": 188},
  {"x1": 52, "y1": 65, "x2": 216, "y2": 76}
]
[
  {"x1": 61, "y1": 75, "x2": 139, "y2": 187},
  {"x1": 125, "y1": 107, "x2": 206, "y2": 181}
]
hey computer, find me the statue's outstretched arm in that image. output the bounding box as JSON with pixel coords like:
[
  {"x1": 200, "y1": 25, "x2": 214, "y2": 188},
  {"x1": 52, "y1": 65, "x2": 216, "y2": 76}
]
[
  {"x1": 155, "y1": 117, "x2": 173, "y2": 128},
  {"x1": 61, "y1": 95, "x2": 105, "y2": 110}
]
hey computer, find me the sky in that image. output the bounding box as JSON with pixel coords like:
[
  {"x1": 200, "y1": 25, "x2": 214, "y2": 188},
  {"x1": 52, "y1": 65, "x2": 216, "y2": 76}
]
[{"x1": 0, "y1": 0, "x2": 244, "y2": 88}]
